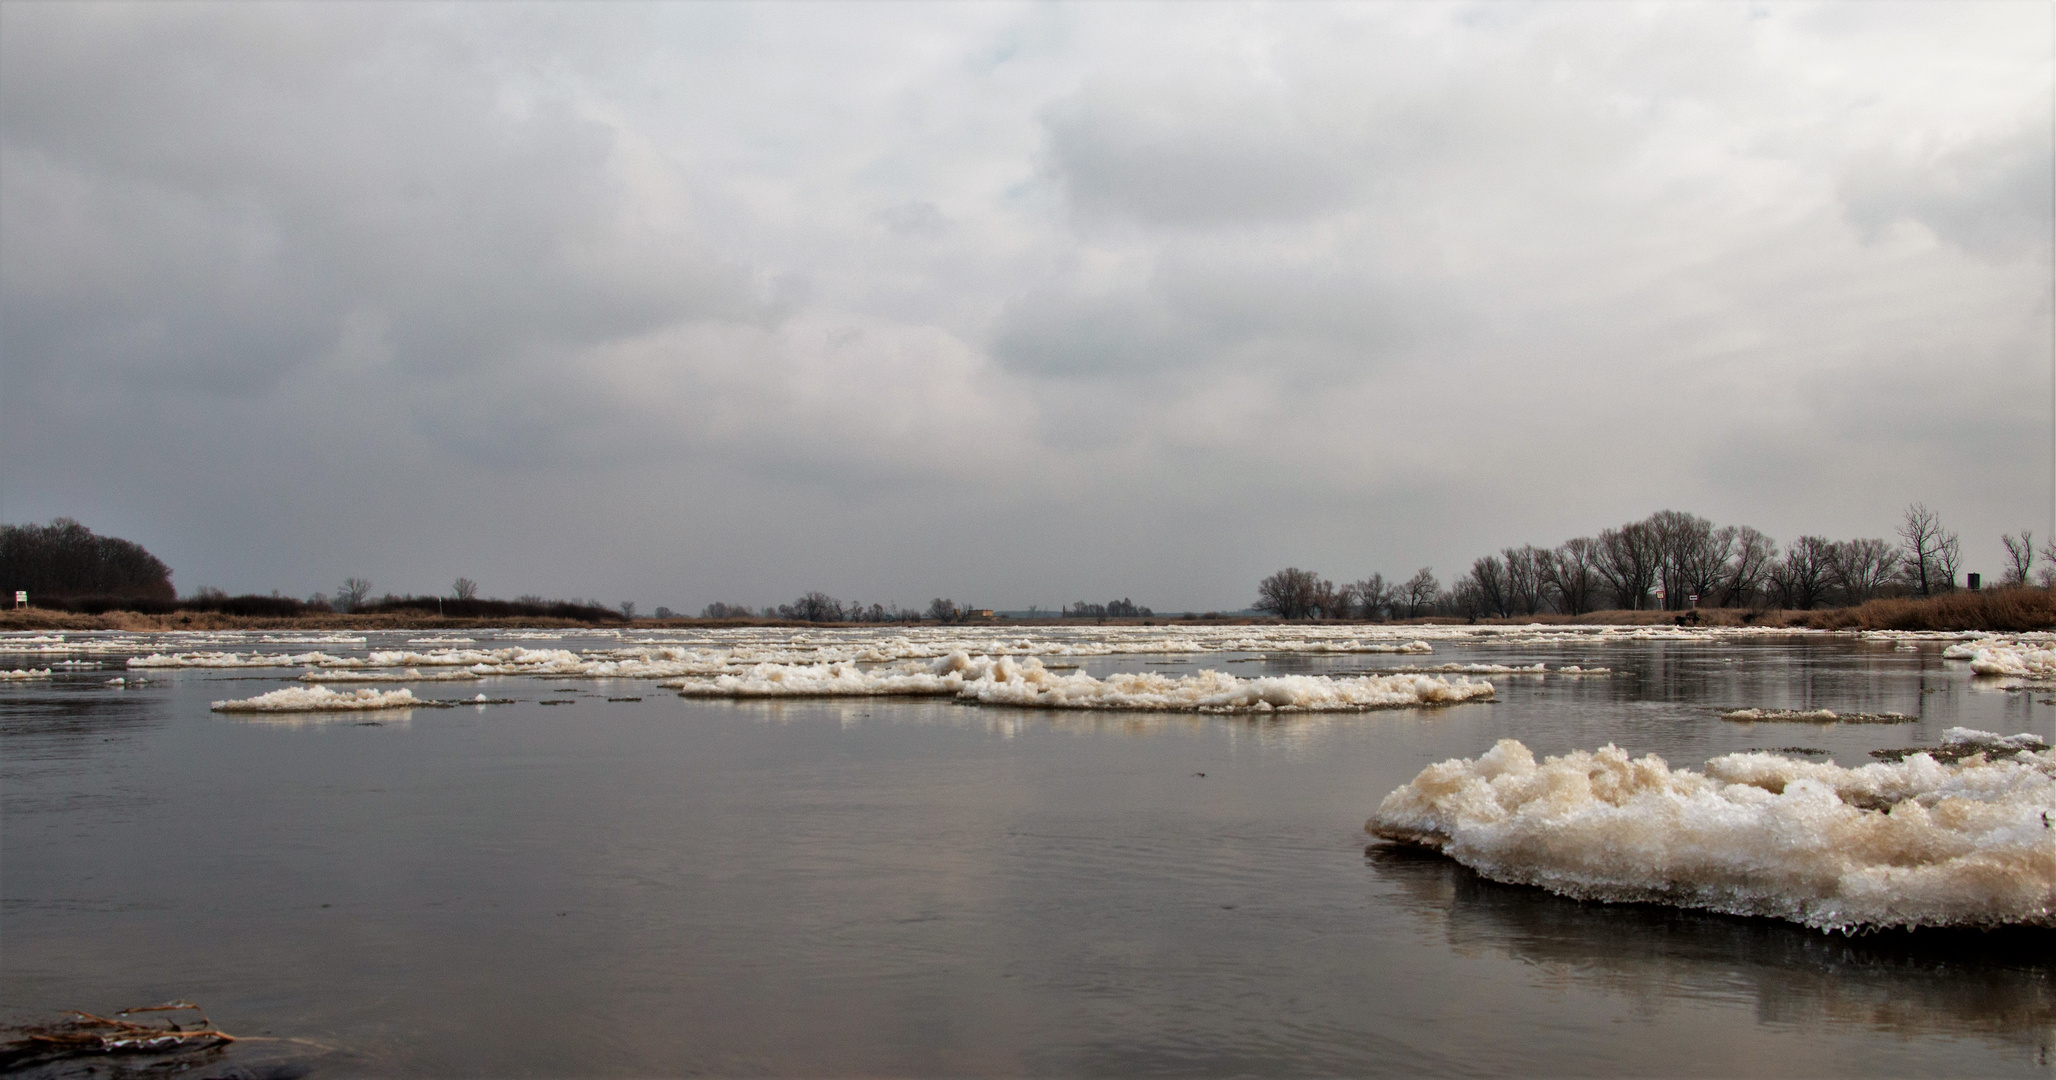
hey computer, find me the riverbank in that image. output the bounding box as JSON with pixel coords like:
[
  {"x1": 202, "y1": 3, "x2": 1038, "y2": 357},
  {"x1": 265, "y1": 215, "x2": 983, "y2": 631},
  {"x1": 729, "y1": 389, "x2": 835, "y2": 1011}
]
[{"x1": 5, "y1": 588, "x2": 2050, "y2": 634}]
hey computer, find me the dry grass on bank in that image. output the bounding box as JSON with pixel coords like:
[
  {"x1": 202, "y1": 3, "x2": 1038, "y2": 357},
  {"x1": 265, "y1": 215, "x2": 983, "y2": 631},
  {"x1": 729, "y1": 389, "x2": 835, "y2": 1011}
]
[
  {"x1": 0, "y1": 609, "x2": 627, "y2": 633},
  {"x1": 1804, "y1": 588, "x2": 2056, "y2": 633}
]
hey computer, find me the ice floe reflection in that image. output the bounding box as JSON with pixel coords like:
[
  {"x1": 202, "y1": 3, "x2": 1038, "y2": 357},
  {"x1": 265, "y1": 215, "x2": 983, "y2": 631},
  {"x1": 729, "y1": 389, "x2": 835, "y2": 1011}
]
[{"x1": 1368, "y1": 843, "x2": 2054, "y2": 1046}]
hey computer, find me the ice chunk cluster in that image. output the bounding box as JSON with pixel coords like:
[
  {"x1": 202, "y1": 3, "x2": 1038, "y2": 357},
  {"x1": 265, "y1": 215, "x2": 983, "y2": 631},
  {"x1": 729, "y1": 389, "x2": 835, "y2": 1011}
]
[
  {"x1": 1385, "y1": 663, "x2": 1608, "y2": 676},
  {"x1": 1, "y1": 668, "x2": 53, "y2": 679},
  {"x1": 1963, "y1": 641, "x2": 2056, "y2": 680},
  {"x1": 300, "y1": 668, "x2": 483, "y2": 682},
  {"x1": 1368, "y1": 735, "x2": 2056, "y2": 931},
  {"x1": 666, "y1": 652, "x2": 1494, "y2": 713},
  {"x1": 210, "y1": 686, "x2": 425, "y2": 712}
]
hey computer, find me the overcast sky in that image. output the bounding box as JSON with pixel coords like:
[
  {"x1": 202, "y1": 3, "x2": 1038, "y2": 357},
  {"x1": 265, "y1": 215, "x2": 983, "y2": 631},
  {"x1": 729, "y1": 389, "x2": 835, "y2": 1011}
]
[{"x1": 2, "y1": 1, "x2": 2050, "y2": 612}]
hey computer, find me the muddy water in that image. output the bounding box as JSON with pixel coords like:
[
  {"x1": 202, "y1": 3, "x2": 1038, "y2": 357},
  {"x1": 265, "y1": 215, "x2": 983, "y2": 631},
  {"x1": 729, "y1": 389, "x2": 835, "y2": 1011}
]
[{"x1": 2, "y1": 631, "x2": 2050, "y2": 1076}]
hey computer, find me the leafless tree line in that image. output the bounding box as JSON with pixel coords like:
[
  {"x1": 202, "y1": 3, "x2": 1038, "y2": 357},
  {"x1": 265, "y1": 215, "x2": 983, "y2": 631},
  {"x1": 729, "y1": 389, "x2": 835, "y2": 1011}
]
[
  {"x1": 698, "y1": 594, "x2": 924, "y2": 622},
  {"x1": 1063, "y1": 598, "x2": 1152, "y2": 619},
  {"x1": 1258, "y1": 504, "x2": 2049, "y2": 620}
]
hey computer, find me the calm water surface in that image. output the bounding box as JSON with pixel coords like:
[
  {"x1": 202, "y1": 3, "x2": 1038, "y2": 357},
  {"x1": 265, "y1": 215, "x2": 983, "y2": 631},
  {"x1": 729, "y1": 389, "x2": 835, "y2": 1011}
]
[{"x1": 3, "y1": 631, "x2": 2051, "y2": 1076}]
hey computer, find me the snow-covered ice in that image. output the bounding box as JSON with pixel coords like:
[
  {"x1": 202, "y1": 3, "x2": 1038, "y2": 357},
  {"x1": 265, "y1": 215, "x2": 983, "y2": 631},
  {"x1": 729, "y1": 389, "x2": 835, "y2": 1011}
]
[
  {"x1": 299, "y1": 668, "x2": 484, "y2": 682},
  {"x1": 1720, "y1": 708, "x2": 1911, "y2": 724},
  {"x1": 1964, "y1": 641, "x2": 2056, "y2": 680},
  {"x1": 1368, "y1": 734, "x2": 2056, "y2": 931},
  {"x1": 210, "y1": 686, "x2": 427, "y2": 712},
  {"x1": 665, "y1": 652, "x2": 1494, "y2": 713}
]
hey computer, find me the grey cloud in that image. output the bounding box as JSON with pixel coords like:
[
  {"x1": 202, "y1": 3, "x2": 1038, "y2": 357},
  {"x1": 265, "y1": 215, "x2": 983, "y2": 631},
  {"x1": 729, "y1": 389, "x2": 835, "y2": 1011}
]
[
  {"x1": 1, "y1": 4, "x2": 757, "y2": 408},
  {"x1": 992, "y1": 246, "x2": 1432, "y2": 381},
  {"x1": 876, "y1": 201, "x2": 949, "y2": 237},
  {"x1": 1042, "y1": 83, "x2": 1361, "y2": 227},
  {"x1": 1841, "y1": 119, "x2": 2054, "y2": 259}
]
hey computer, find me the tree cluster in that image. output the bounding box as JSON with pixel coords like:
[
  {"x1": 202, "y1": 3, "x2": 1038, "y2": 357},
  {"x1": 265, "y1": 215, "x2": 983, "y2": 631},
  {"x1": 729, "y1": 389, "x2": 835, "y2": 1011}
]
[
  {"x1": 1258, "y1": 504, "x2": 2042, "y2": 620},
  {"x1": 1, "y1": 518, "x2": 175, "y2": 603},
  {"x1": 1255, "y1": 567, "x2": 1437, "y2": 620},
  {"x1": 1062, "y1": 598, "x2": 1152, "y2": 619},
  {"x1": 351, "y1": 591, "x2": 628, "y2": 622},
  {"x1": 699, "y1": 595, "x2": 923, "y2": 622}
]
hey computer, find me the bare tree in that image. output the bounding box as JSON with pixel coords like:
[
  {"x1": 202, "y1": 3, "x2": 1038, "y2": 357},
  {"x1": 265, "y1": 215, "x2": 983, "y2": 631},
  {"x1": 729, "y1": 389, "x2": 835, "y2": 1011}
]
[
  {"x1": 1309, "y1": 578, "x2": 1350, "y2": 620},
  {"x1": 1399, "y1": 568, "x2": 1439, "y2": 619},
  {"x1": 1715, "y1": 527, "x2": 1778, "y2": 608},
  {"x1": 2001, "y1": 532, "x2": 2035, "y2": 586},
  {"x1": 1542, "y1": 538, "x2": 1601, "y2": 615},
  {"x1": 1502, "y1": 546, "x2": 1547, "y2": 616},
  {"x1": 619, "y1": 601, "x2": 638, "y2": 620},
  {"x1": 1350, "y1": 574, "x2": 1394, "y2": 621},
  {"x1": 926, "y1": 597, "x2": 961, "y2": 622},
  {"x1": 1647, "y1": 510, "x2": 1716, "y2": 610},
  {"x1": 1256, "y1": 568, "x2": 1323, "y2": 620},
  {"x1": 1595, "y1": 522, "x2": 1660, "y2": 610},
  {"x1": 451, "y1": 577, "x2": 479, "y2": 600},
  {"x1": 1897, "y1": 503, "x2": 1958, "y2": 596},
  {"x1": 1827, "y1": 539, "x2": 1901, "y2": 605},
  {"x1": 1469, "y1": 554, "x2": 1510, "y2": 618},
  {"x1": 1937, "y1": 530, "x2": 1961, "y2": 590},
  {"x1": 1674, "y1": 523, "x2": 1737, "y2": 609},
  {"x1": 335, "y1": 577, "x2": 373, "y2": 613},
  {"x1": 701, "y1": 602, "x2": 753, "y2": 619},
  {"x1": 776, "y1": 592, "x2": 844, "y2": 621},
  {"x1": 1769, "y1": 536, "x2": 1835, "y2": 609},
  {"x1": 1444, "y1": 575, "x2": 1487, "y2": 621}
]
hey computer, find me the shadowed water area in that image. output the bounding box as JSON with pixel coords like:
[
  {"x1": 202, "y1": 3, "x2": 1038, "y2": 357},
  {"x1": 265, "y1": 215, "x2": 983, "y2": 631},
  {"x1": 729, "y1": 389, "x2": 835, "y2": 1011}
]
[{"x1": 2, "y1": 629, "x2": 2050, "y2": 1076}]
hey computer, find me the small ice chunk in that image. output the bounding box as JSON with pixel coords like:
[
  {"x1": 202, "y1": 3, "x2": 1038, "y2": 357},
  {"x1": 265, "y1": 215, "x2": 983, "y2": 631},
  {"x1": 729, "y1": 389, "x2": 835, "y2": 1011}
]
[{"x1": 1941, "y1": 728, "x2": 2049, "y2": 753}]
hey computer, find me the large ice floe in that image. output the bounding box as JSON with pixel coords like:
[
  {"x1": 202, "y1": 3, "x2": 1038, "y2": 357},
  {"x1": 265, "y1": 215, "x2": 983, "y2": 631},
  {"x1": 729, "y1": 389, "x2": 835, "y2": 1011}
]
[
  {"x1": 210, "y1": 686, "x2": 430, "y2": 713},
  {"x1": 664, "y1": 652, "x2": 1494, "y2": 713},
  {"x1": 1956, "y1": 640, "x2": 2056, "y2": 680},
  {"x1": 1367, "y1": 732, "x2": 2056, "y2": 931}
]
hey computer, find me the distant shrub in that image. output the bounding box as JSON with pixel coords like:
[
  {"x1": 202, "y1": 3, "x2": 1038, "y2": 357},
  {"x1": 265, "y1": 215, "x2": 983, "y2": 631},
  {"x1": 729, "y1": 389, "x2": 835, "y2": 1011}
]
[
  {"x1": 359, "y1": 595, "x2": 628, "y2": 622},
  {"x1": 40, "y1": 592, "x2": 311, "y2": 617}
]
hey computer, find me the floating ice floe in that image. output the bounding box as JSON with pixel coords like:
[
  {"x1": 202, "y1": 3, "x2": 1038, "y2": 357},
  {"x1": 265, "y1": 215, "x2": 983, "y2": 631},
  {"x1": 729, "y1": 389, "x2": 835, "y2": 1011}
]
[
  {"x1": 210, "y1": 686, "x2": 428, "y2": 713},
  {"x1": 1381, "y1": 663, "x2": 1610, "y2": 676},
  {"x1": 1367, "y1": 734, "x2": 2056, "y2": 931},
  {"x1": 1720, "y1": 708, "x2": 1911, "y2": 724},
  {"x1": 131, "y1": 651, "x2": 347, "y2": 669},
  {"x1": 664, "y1": 652, "x2": 1494, "y2": 713},
  {"x1": 1964, "y1": 642, "x2": 2056, "y2": 680},
  {"x1": 1940, "y1": 727, "x2": 2049, "y2": 753},
  {"x1": 1, "y1": 668, "x2": 53, "y2": 679},
  {"x1": 298, "y1": 668, "x2": 484, "y2": 682}
]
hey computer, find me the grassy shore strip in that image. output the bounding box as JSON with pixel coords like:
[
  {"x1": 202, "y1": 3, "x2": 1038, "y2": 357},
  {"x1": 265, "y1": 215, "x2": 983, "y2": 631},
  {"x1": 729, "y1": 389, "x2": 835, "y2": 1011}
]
[
  {"x1": 1799, "y1": 588, "x2": 2056, "y2": 633},
  {"x1": 1, "y1": 589, "x2": 2049, "y2": 633}
]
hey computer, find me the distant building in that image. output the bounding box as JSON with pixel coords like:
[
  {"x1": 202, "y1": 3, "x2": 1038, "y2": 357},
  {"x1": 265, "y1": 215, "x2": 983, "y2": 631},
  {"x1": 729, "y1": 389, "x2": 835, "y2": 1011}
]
[{"x1": 964, "y1": 608, "x2": 996, "y2": 620}]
